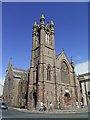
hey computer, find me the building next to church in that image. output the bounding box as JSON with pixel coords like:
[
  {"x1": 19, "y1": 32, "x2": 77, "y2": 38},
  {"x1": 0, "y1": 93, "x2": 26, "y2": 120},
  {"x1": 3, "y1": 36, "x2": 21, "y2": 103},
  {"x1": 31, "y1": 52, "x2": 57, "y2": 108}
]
[
  {"x1": 0, "y1": 84, "x2": 3, "y2": 97},
  {"x1": 78, "y1": 72, "x2": 90, "y2": 106},
  {"x1": 0, "y1": 84, "x2": 3, "y2": 102},
  {"x1": 27, "y1": 15, "x2": 80, "y2": 110},
  {"x1": 3, "y1": 15, "x2": 81, "y2": 109},
  {"x1": 3, "y1": 61, "x2": 29, "y2": 107}
]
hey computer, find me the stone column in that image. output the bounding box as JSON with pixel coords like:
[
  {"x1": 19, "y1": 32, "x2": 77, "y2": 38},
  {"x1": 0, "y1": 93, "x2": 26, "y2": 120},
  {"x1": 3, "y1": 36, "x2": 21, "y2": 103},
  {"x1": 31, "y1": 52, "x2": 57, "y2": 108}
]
[
  {"x1": 60, "y1": 88, "x2": 63, "y2": 109},
  {"x1": 27, "y1": 68, "x2": 34, "y2": 110}
]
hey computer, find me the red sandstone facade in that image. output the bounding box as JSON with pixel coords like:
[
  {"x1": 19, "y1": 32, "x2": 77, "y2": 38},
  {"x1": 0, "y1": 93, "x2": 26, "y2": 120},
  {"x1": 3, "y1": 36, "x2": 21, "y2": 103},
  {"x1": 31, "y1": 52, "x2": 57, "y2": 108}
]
[{"x1": 27, "y1": 15, "x2": 80, "y2": 110}]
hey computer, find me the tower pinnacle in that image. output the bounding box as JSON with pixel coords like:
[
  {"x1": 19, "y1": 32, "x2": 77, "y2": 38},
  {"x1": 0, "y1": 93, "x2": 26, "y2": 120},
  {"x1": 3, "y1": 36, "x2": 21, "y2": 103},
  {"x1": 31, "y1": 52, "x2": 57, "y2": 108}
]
[
  {"x1": 50, "y1": 20, "x2": 54, "y2": 26},
  {"x1": 50, "y1": 20, "x2": 54, "y2": 32},
  {"x1": 33, "y1": 21, "x2": 37, "y2": 27},
  {"x1": 70, "y1": 57, "x2": 74, "y2": 69},
  {"x1": 33, "y1": 21, "x2": 37, "y2": 33},
  {"x1": 40, "y1": 14, "x2": 45, "y2": 26},
  {"x1": 41, "y1": 14, "x2": 45, "y2": 20}
]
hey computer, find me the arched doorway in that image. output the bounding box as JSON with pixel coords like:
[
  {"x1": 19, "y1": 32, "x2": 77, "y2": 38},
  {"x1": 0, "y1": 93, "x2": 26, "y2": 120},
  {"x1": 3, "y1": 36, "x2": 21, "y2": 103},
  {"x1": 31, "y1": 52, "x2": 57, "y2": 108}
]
[{"x1": 64, "y1": 92, "x2": 71, "y2": 105}]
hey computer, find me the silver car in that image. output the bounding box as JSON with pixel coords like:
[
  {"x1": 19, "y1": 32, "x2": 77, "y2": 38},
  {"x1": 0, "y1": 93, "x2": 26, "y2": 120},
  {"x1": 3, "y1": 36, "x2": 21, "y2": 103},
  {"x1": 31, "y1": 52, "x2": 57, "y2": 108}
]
[{"x1": 0, "y1": 103, "x2": 8, "y2": 109}]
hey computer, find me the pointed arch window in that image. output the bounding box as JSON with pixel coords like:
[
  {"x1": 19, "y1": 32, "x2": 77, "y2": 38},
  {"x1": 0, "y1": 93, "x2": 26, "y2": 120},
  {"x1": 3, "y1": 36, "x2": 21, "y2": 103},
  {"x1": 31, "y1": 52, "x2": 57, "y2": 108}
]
[
  {"x1": 46, "y1": 33, "x2": 49, "y2": 44},
  {"x1": 47, "y1": 65, "x2": 51, "y2": 80},
  {"x1": 8, "y1": 78, "x2": 10, "y2": 91},
  {"x1": 61, "y1": 61, "x2": 69, "y2": 83},
  {"x1": 36, "y1": 65, "x2": 38, "y2": 84}
]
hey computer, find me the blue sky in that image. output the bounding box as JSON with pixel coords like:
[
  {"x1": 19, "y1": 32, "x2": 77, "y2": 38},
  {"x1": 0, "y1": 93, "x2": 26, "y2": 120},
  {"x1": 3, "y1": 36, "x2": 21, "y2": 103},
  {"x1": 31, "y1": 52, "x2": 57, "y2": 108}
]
[{"x1": 2, "y1": 2, "x2": 88, "y2": 83}]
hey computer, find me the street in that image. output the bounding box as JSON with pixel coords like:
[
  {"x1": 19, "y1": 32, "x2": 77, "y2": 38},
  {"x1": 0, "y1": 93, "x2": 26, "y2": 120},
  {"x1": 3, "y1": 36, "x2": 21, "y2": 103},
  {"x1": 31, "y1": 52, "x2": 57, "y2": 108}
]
[{"x1": 0, "y1": 107, "x2": 89, "y2": 120}]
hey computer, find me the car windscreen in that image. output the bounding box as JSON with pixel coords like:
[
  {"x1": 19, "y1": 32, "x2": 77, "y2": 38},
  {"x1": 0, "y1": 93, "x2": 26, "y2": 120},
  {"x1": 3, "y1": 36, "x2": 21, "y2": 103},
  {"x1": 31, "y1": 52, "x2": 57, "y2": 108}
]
[
  {"x1": 0, "y1": 103, "x2": 6, "y2": 105},
  {"x1": 2, "y1": 103, "x2": 6, "y2": 105}
]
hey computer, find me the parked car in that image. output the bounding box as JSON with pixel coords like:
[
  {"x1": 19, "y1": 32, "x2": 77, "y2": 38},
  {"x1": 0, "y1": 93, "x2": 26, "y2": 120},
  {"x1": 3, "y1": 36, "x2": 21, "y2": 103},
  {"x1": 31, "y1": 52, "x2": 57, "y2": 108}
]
[{"x1": 0, "y1": 102, "x2": 8, "y2": 109}]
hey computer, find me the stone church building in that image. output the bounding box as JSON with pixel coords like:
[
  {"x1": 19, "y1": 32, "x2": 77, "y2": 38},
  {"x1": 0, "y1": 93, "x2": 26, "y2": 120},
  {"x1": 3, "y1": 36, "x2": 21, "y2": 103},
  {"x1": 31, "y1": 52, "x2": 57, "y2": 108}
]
[
  {"x1": 27, "y1": 15, "x2": 80, "y2": 110},
  {"x1": 3, "y1": 61, "x2": 29, "y2": 107},
  {"x1": 3, "y1": 15, "x2": 80, "y2": 109}
]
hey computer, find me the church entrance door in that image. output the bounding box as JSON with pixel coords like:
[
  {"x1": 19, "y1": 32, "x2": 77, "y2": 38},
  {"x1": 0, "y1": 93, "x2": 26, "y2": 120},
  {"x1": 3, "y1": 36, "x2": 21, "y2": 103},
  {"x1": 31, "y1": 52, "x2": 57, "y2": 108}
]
[{"x1": 64, "y1": 92, "x2": 71, "y2": 105}]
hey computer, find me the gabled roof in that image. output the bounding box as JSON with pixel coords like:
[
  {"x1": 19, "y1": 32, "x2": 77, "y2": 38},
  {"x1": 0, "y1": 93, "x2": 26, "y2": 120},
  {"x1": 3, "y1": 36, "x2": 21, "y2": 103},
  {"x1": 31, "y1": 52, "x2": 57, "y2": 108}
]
[
  {"x1": 6, "y1": 59, "x2": 13, "y2": 72},
  {"x1": 56, "y1": 49, "x2": 74, "y2": 69},
  {"x1": 6, "y1": 60, "x2": 29, "y2": 79},
  {"x1": 56, "y1": 49, "x2": 70, "y2": 62},
  {"x1": 13, "y1": 68, "x2": 28, "y2": 78},
  {"x1": 56, "y1": 53, "x2": 62, "y2": 60},
  {"x1": 56, "y1": 49, "x2": 65, "y2": 60},
  {"x1": 13, "y1": 68, "x2": 28, "y2": 72}
]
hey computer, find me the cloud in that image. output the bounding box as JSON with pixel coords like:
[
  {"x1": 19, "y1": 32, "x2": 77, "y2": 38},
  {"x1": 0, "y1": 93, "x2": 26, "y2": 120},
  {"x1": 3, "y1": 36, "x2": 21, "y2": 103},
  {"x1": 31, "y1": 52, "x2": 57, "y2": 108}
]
[
  {"x1": 0, "y1": 77, "x2": 5, "y2": 86},
  {"x1": 75, "y1": 61, "x2": 90, "y2": 75},
  {"x1": 75, "y1": 56, "x2": 81, "y2": 61}
]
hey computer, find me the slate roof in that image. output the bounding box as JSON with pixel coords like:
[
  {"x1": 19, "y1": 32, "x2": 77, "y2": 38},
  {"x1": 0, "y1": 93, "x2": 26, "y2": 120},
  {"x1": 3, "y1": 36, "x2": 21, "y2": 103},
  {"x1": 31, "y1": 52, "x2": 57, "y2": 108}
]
[
  {"x1": 13, "y1": 68, "x2": 28, "y2": 78},
  {"x1": 13, "y1": 68, "x2": 28, "y2": 72}
]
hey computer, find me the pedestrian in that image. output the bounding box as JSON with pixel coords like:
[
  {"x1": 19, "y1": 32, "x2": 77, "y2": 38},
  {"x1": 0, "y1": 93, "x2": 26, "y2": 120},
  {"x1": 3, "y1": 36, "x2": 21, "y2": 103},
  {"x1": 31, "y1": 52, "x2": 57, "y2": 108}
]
[
  {"x1": 44, "y1": 104, "x2": 46, "y2": 111},
  {"x1": 76, "y1": 102, "x2": 79, "y2": 108},
  {"x1": 58, "y1": 102, "x2": 60, "y2": 109},
  {"x1": 39, "y1": 101, "x2": 44, "y2": 111},
  {"x1": 49, "y1": 102, "x2": 52, "y2": 111},
  {"x1": 80, "y1": 101, "x2": 83, "y2": 108}
]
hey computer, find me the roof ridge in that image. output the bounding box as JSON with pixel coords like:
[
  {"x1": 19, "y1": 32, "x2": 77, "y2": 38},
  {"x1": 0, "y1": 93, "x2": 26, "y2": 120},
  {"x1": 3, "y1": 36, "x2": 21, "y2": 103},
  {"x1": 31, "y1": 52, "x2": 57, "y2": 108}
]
[{"x1": 13, "y1": 67, "x2": 28, "y2": 72}]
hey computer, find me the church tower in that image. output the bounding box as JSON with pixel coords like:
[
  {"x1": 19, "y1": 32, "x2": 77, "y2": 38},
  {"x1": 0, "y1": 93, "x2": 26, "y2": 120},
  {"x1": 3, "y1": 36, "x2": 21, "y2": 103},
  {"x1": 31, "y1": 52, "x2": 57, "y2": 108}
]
[{"x1": 27, "y1": 15, "x2": 57, "y2": 109}]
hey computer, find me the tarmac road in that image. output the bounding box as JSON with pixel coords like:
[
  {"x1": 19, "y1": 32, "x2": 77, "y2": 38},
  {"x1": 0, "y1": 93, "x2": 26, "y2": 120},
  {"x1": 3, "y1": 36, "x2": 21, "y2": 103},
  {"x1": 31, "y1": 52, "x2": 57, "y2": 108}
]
[{"x1": 0, "y1": 107, "x2": 89, "y2": 120}]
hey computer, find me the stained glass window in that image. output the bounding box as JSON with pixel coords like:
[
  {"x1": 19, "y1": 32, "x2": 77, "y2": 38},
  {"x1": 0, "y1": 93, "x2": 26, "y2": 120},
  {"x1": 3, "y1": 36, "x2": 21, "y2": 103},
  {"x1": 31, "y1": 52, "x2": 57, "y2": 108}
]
[{"x1": 61, "y1": 61, "x2": 69, "y2": 83}]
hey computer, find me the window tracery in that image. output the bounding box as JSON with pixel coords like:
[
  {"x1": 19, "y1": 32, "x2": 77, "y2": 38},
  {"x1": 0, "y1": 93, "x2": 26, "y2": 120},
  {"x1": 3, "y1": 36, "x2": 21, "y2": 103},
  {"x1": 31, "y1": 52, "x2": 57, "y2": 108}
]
[{"x1": 61, "y1": 61, "x2": 69, "y2": 83}]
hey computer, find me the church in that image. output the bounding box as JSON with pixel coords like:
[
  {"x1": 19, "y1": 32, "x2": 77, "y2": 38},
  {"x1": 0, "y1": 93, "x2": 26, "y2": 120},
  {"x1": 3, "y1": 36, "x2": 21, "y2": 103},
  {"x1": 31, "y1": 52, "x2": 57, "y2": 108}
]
[
  {"x1": 3, "y1": 14, "x2": 80, "y2": 109},
  {"x1": 27, "y1": 14, "x2": 80, "y2": 110}
]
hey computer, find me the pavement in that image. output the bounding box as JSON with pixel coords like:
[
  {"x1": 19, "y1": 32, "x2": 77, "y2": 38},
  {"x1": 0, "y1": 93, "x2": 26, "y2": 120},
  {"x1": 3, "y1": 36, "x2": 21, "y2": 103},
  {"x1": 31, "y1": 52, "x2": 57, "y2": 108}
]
[{"x1": 13, "y1": 106, "x2": 89, "y2": 114}]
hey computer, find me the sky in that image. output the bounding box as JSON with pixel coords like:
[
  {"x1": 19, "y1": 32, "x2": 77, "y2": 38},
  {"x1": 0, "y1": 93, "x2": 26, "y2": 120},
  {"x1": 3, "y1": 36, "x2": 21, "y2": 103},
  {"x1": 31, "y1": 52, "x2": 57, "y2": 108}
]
[{"x1": 1, "y1": 2, "x2": 88, "y2": 85}]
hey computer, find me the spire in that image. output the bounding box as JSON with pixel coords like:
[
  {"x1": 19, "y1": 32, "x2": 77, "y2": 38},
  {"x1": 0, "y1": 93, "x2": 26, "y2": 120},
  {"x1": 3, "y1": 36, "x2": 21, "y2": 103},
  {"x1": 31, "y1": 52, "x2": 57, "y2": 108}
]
[
  {"x1": 50, "y1": 20, "x2": 54, "y2": 26},
  {"x1": 70, "y1": 57, "x2": 73, "y2": 63},
  {"x1": 9, "y1": 58, "x2": 12, "y2": 66},
  {"x1": 70, "y1": 57, "x2": 74, "y2": 69},
  {"x1": 40, "y1": 14, "x2": 45, "y2": 26},
  {"x1": 62, "y1": 48, "x2": 64, "y2": 52},
  {"x1": 41, "y1": 14, "x2": 45, "y2": 20},
  {"x1": 50, "y1": 20, "x2": 54, "y2": 32},
  {"x1": 33, "y1": 21, "x2": 37, "y2": 27},
  {"x1": 33, "y1": 21, "x2": 37, "y2": 33},
  {"x1": 6, "y1": 58, "x2": 12, "y2": 72},
  {"x1": 45, "y1": 22, "x2": 50, "y2": 32}
]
